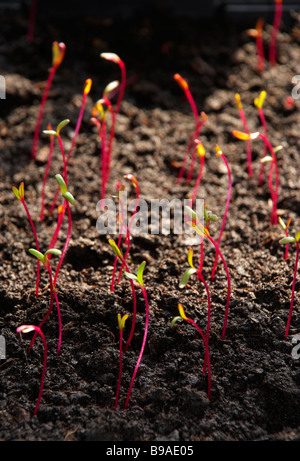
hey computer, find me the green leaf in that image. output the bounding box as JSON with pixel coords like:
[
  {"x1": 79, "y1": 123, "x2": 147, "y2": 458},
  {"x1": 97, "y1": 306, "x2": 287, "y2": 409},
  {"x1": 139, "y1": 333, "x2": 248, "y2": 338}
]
[
  {"x1": 28, "y1": 249, "x2": 45, "y2": 264},
  {"x1": 124, "y1": 271, "x2": 138, "y2": 283},
  {"x1": 44, "y1": 248, "x2": 62, "y2": 257},
  {"x1": 295, "y1": 231, "x2": 300, "y2": 242},
  {"x1": 55, "y1": 174, "x2": 68, "y2": 195},
  {"x1": 279, "y1": 237, "x2": 296, "y2": 244},
  {"x1": 137, "y1": 261, "x2": 146, "y2": 287},
  {"x1": 62, "y1": 191, "x2": 75, "y2": 205},
  {"x1": 56, "y1": 119, "x2": 70, "y2": 135},
  {"x1": 43, "y1": 129, "x2": 57, "y2": 136},
  {"x1": 108, "y1": 239, "x2": 123, "y2": 260},
  {"x1": 170, "y1": 316, "x2": 181, "y2": 328},
  {"x1": 179, "y1": 267, "x2": 197, "y2": 288}
]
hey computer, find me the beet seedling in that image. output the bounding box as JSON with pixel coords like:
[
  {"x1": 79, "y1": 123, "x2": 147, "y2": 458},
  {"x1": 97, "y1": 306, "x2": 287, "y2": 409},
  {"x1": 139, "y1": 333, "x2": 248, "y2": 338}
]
[
  {"x1": 27, "y1": 248, "x2": 62, "y2": 353},
  {"x1": 279, "y1": 217, "x2": 292, "y2": 261},
  {"x1": 16, "y1": 324, "x2": 47, "y2": 416},
  {"x1": 185, "y1": 205, "x2": 231, "y2": 338},
  {"x1": 98, "y1": 52, "x2": 127, "y2": 202},
  {"x1": 115, "y1": 313, "x2": 129, "y2": 410},
  {"x1": 40, "y1": 124, "x2": 55, "y2": 222},
  {"x1": 248, "y1": 18, "x2": 265, "y2": 73},
  {"x1": 232, "y1": 130, "x2": 279, "y2": 225},
  {"x1": 12, "y1": 182, "x2": 40, "y2": 298},
  {"x1": 109, "y1": 239, "x2": 149, "y2": 409},
  {"x1": 178, "y1": 247, "x2": 212, "y2": 391},
  {"x1": 31, "y1": 41, "x2": 66, "y2": 160},
  {"x1": 269, "y1": 0, "x2": 283, "y2": 66},
  {"x1": 171, "y1": 303, "x2": 211, "y2": 399},
  {"x1": 188, "y1": 140, "x2": 205, "y2": 209},
  {"x1": 109, "y1": 239, "x2": 137, "y2": 354},
  {"x1": 49, "y1": 79, "x2": 92, "y2": 215},
  {"x1": 279, "y1": 230, "x2": 300, "y2": 337},
  {"x1": 174, "y1": 73, "x2": 207, "y2": 183},
  {"x1": 123, "y1": 261, "x2": 149, "y2": 409},
  {"x1": 43, "y1": 119, "x2": 70, "y2": 186},
  {"x1": 211, "y1": 145, "x2": 232, "y2": 281}
]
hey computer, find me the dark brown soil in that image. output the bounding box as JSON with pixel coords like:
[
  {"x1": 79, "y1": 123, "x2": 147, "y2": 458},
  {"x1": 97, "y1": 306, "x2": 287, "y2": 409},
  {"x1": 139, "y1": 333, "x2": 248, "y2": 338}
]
[{"x1": 1, "y1": 5, "x2": 300, "y2": 442}]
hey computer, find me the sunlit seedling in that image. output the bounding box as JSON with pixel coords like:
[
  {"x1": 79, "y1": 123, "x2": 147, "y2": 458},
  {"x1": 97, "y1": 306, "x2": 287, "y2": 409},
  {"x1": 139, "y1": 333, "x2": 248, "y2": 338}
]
[
  {"x1": 109, "y1": 239, "x2": 149, "y2": 409},
  {"x1": 174, "y1": 73, "x2": 207, "y2": 183},
  {"x1": 12, "y1": 181, "x2": 41, "y2": 297},
  {"x1": 185, "y1": 206, "x2": 231, "y2": 338},
  {"x1": 232, "y1": 130, "x2": 279, "y2": 225},
  {"x1": 114, "y1": 313, "x2": 129, "y2": 410},
  {"x1": 247, "y1": 18, "x2": 265, "y2": 73},
  {"x1": 31, "y1": 41, "x2": 66, "y2": 160},
  {"x1": 28, "y1": 247, "x2": 62, "y2": 354},
  {"x1": 16, "y1": 324, "x2": 47, "y2": 416},
  {"x1": 171, "y1": 303, "x2": 211, "y2": 399}
]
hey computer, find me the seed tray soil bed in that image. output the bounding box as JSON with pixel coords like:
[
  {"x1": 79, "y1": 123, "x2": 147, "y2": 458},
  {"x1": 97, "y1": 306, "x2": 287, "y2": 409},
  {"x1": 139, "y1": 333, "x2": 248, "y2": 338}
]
[{"x1": 0, "y1": 6, "x2": 300, "y2": 442}]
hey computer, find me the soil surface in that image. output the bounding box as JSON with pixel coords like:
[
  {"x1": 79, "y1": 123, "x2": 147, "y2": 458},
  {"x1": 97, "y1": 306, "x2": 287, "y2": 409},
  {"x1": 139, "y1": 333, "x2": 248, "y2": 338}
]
[{"x1": 1, "y1": 5, "x2": 300, "y2": 442}]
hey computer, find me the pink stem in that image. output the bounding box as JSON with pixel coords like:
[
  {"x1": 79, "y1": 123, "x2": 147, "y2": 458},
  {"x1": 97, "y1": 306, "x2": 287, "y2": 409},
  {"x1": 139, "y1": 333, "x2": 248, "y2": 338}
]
[
  {"x1": 31, "y1": 65, "x2": 58, "y2": 160},
  {"x1": 50, "y1": 92, "x2": 88, "y2": 215},
  {"x1": 176, "y1": 84, "x2": 200, "y2": 183},
  {"x1": 256, "y1": 34, "x2": 265, "y2": 72},
  {"x1": 21, "y1": 199, "x2": 40, "y2": 298},
  {"x1": 211, "y1": 153, "x2": 232, "y2": 281},
  {"x1": 258, "y1": 133, "x2": 279, "y2": 225},
  {"x1": 53, "y1": 289, "x2": 62, "y2": 355},
  {"x1": 269, "y1": 1, "x2": 282, "y2": 66},
  {"x1": 53, "y1": 200, "x2": 71, "y2": 288},
  {"x1": 207, "y1": 235, "x2": 231, "y2": 339},
  {"x1": 285, "y1": 240, "x2": 299, "y2": 338},
  {"x1": 124, "y1": 285, "x2": 149, "y2": 409},
  {"x1": 185, "y1": 316, "x2": 211, "y2": 399},
  {"x1": 197, "y1": 271, "x2": 211, "y2": 379},
  {"x1": 29, "y1": 262, "x2": 54, "y2": 351},
  {"x1": 114, "y1": 328, "x2": 124, "y2": 410},
  {"x1": 40, "y1": 128, "x2": 55, "y2": 222}
]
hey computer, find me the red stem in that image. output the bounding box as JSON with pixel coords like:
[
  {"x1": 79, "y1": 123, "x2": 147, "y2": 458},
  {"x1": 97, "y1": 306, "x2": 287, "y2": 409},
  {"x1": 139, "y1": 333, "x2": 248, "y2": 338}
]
[
  {"x1": 211, "y1": 153, "x2": 232, "y2": 281},
  {"x1": 53, "y1": 200, "x2": 71, "y2": 288},
  {"x1": 31, "y1": 65, "x2": 58, "y2": 160},
  {"x1": 21, "y1": 198, "x2": 40, "y2": 298},
  {"x1": 185, "y1": 317, "x2": 211, "y2": 399},
  {"x1": 269, "y1": 1, "x2": 282, "y2": 66},
  {"x1": 29, "y1": 262, "x2": 54, "y2": 351},
  {"x1": 207, "y1": 234, "x2": 231, "y2": 339},
  {"x1": 50, "y1": 91, "x2": 88, "y2": 215},
  {"x1": 32, "y1": 326, "x2": 47, "y2": 415},
  {"x1": 258, "y1": 133, "x2": 279, "y2": 225},
  {"x1": 197, "y1": 271, "x2": 212, "y2": 388},
  {"x1": 40, "y1": 129, "x2": 55, "y2": 222},
  {"x1": 256, "y1": 34, "x2": 265, "y2": 73},
  {"x1": 285, "y1": 240, "x2": 299, "y2": 338},
  {"x1": 124, "y1": 285, "x2": 149, "y2": 409}
]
